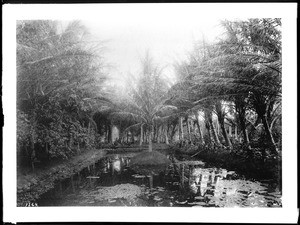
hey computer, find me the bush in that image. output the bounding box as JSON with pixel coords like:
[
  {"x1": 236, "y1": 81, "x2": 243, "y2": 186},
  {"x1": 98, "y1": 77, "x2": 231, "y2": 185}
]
[{"x1": 17, "y1": 96, "x2": 100, "y2": 167}]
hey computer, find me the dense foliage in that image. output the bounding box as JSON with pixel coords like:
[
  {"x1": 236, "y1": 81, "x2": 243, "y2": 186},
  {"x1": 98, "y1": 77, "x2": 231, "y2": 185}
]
[
  {"x1": 17, "y1": 20, "x2": 106, "y2": 168},
  {"x1": 166, "y1": 19, "x2": 282, "y2": 180},
  {"x1": 17, "y1": 19, "x2": 282, "y2": 179}
]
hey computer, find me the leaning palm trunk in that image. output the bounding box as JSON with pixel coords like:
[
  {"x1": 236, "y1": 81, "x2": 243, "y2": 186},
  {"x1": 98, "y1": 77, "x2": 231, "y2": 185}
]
[
  {"x1": 220, "y1": 121, "x2": 232, "y2": 148},
  {"x1": 186, "y1": 116, "x2": 192, "y2": 142},
  {"x1": 206, "y1": 110, "x2": 221, "y2": 146},
  {"x1": 253, "y1": 95, "x2": 279, "y2": 155},
  {"x1": 261, "y1": 114, "x2": 278, "y2": 155},
  {"x1": 195, "y1": 112, "x2": 204, "y2": 144},
  {"x1": 215, "y1": 102, "x2": 232, "y2": 148},
  {"x1": 209, "y1": 119, "x2": 222, "y2": 146},
  {"x1": 178, "y1": 117, "x2": 184, "y2": 141}
]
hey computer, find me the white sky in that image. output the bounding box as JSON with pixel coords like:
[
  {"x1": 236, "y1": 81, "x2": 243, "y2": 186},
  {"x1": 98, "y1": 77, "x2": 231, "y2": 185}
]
[{"x1": 79, "y1": 6, "x2": 225, "y2": 85}]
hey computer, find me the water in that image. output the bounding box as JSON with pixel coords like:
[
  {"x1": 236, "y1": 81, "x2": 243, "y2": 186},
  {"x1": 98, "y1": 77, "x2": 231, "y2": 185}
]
[{"x1": 37, "y1": 152, "x2": 282, "y2": 207}]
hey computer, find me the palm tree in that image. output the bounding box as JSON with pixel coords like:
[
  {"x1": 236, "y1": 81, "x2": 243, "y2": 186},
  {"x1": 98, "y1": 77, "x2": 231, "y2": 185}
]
[
  {"x1": 178, "y1": 19, "x2": 281, "y2": 154},
  {"x1": 104, "y1": 53, "x2": 177, "y2": 152},
  {"x1": 17, "y1": 20, "x2": 106, "y2": 168}
]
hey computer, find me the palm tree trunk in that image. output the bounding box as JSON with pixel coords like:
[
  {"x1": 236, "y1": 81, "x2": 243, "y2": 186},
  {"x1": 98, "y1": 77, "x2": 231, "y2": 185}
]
[
  {"x1": 216, "y1": 116, "x2": 232, "y2": 148},
  {"x1": 179, "y1": 117, "x2": 184, "y2": 141},
  {"x1": 239, "y1": 115, "x2": 249, "y2": 145},
  {"x1": 165, "y1": 127, "x2": 169, "y2": 145},
  {"x1": 228, "y1": 125, "x2": 232, "y2": 137},
  {"x1": 235, "y1": 97, "x2": 250, "y2": 145},
  {"x1": 86, "y1": 122, "x2": 91, "y2": 147},
  {"x1": 234, "y1": 125, "x2": 238, "y2": 140},
  {"x1": 261, "y1": 115, "x2": 278, "y2": 154},
  {"x1": 110, "y1": 125, "x2": 114, "y2": 143},
  {"x1": 157, "y1": 126, "x2": 161, "y2": 143},
  {"x1": 140, "y1": 124, "x2": 143, "y2": 146},
  {"x1": 153, "y1": 125, "x2": 157, "y2": 142},
  {"x1": 146, "y1": 131, "x2": 149, "y2": 143},
  {"x1": 107, "y1": 124, "x2": 113, "y2": 143},
  {"x1": 148, "y1": 125, "x2": 154, "y2": 152},
  {"x1": 149, "y1": 174, "x2": 153, "y2": 189},
  {"x1": 204, "y1": 111, "x2": 213, "y2": 145},
  {"x1": 210, "y1": 119, "x2": 221, "y2": 146},
  {"x1": 186, "y1": 116, "x2": 191, "y2": 141},
  {"x1": 195, "y1": 112, "x2": 204, "y2": 144},
  {"x1": 215, "y1": 101, "x2": 231, "y2": 147},
  {"x1": 156, "y1": 125, "x2": 160, "y2": 142},
  {"x1": 253, "y1": 94, "x2": 278, "y2": 155},
  {"x1": 206, "y1": 111, "x2": 221, "y2": 146},
  {"x1": 143, "y1": 130, "x2": 146, "y2": 143},
  {"x1": 170, "y1": 124, "x2": 177, "y2": 142},
  {"x1": 220, "y1": 122, "x2": 232, "y2": 148}
]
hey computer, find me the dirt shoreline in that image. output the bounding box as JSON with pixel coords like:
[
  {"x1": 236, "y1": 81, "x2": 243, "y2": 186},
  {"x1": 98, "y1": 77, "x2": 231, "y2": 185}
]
[
  {"x1": 17, "y1": 148, "x2": 108, "y2": 206},
  {"x1": 17, "y1": 145, "x2": 171, "y2": 206},
  {"x1": 18, "y1": 144, "x2": 280, "y2": 206}
]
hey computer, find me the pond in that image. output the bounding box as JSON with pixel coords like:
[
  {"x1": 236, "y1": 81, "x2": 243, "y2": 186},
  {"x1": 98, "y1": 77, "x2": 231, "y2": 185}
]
[{"x1": 37, "y1": 152, "x2": 282, "y2": 207}]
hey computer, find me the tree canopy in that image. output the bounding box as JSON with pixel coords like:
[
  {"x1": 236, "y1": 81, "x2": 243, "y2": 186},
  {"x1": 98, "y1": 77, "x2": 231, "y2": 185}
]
[{"x1": 17, "y1": 18, "x2": 282, "y2": 170}]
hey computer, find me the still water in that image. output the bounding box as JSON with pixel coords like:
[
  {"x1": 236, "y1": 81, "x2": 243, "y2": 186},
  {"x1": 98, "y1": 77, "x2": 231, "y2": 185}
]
[{"x1": 37, "y1": 152, "x2": 282, "y2": 207}]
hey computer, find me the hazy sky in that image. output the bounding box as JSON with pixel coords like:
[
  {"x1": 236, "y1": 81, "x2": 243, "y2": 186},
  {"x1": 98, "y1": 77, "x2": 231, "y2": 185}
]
[{"x1": 80, "y1": 6, "x2": 224, "y2": 85}]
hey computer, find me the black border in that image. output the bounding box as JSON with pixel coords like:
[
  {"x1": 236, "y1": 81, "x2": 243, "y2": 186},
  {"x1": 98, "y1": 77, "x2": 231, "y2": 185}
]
[{"x1": 2, "y1": 0, "x2": 299, "y2": 4}]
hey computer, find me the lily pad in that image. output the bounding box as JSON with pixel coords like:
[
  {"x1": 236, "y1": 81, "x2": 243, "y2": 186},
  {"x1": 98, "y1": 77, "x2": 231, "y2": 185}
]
[{"x1": 95, "y1": 184, "x2": 143, "y2": 201}]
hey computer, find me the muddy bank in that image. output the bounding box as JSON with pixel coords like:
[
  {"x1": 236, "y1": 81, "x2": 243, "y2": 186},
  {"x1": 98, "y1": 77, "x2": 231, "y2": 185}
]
[
  {"x1": 17, "y1": 148, "x2": 107, "y2": 206},
  {"x1": 17, "y1": 144, "x2": 172, "y2": 206}
]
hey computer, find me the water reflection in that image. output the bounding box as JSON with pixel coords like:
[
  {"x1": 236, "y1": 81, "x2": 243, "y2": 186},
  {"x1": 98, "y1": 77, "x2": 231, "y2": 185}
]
[
  {"x1": 37, "y1": 154, "x2": 282, "y2": 208},
  {"x1": 186, "y1": 167, "x2": 280, "y2": 207}
]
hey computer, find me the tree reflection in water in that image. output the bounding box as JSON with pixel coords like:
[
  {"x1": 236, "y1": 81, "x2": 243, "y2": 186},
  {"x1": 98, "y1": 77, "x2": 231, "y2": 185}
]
[
  {"x1": 186, "y1": 167, "x2": 278, "y2": 207},
  {"x1": 112, "y1": 156, "x2": 121, "y2": 173},
  {"x1": 37, "y1": 154, "x2": 282, "y2": 207}
]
